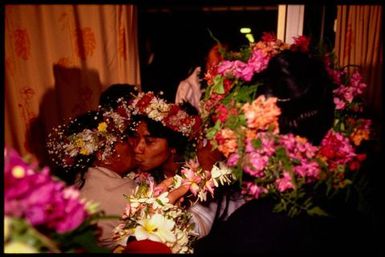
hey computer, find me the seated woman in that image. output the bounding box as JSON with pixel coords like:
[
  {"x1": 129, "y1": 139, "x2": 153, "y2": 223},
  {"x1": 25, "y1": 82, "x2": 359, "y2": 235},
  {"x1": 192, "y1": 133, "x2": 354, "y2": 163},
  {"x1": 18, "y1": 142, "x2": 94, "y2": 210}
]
[
  {"x1": 47, "y1": 109, "x2": 138, "y2": 250},
  {"x1": 194, "y1": 50, "x2": 374, "y2": 253}
]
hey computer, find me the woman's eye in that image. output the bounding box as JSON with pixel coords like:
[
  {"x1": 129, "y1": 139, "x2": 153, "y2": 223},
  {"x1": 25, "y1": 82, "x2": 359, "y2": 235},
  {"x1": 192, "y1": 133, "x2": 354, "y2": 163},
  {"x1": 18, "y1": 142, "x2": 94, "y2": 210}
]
[{"x1": 145, "y1": 138, "x2": 156, "y2": 145}]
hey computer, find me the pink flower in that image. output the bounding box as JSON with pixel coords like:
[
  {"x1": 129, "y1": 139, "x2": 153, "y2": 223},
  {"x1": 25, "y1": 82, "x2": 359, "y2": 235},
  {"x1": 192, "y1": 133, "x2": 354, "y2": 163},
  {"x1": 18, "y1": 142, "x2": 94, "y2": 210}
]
[
  {"x1": 276, "y1": 172, "x2": 295, "y2": 192},
  {"x1": 242, "y1": 182, "x2": 267, "y2": 199},
  {"x1": 4, "y1": 148, "x2": 89, "y2": 234},
  {"x1": 247, "y1": 49, "x2": 270, "y2": 73},
  {"x1": 294, "y1": 160, "x2": 320, "y2": 181},
  {"x1": 243, "y1": 152, "x2": 268, "y2": 178},
  {"x1": 333, "y1": 97, "x2": 346, "y2": 110},
  {"x1": 227, "y1": 153, "x2": 240, "y2": 167}
]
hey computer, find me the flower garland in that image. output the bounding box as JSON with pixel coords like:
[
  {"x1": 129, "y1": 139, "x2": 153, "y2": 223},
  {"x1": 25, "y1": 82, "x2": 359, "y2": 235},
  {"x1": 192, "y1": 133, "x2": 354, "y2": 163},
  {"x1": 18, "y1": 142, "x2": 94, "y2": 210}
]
[
  {"x1": 4, "y1": 148, "x2": 107, "y2": 253},
  {"x1": 129, "y1": 91, "x2": 202, "y2": 138},
  {"x1": 46, "y1": 100, "x2": 132, "y2": 170},
  {"x1": 172, "y1": 159, "x2": 236, "y2": 202},
  {"x1": 199, "y1": 33, "x2": 372, "y2": 216}
]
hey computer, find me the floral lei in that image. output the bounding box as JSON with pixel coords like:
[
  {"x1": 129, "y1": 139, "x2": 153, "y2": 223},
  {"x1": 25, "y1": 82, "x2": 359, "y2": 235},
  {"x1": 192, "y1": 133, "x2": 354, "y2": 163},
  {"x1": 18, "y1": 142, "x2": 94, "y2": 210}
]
[
  {"x1": 199, "y1": 32, "x2": 372, "y2": 216},
  {"x1": 47, "y1": 99, "x2": 132, "y2": 170},
  {"x1": 128, "y1": 91, "x2": 202, "y2": 138}
]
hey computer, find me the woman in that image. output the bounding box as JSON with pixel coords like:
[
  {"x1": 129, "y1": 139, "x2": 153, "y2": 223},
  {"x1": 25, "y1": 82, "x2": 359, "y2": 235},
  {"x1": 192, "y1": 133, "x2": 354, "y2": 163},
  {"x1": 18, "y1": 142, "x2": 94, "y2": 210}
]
[
  {"x1": 128, "y1": 95, "x2": 218, "y2": 236},
  {"x1": 47, "y1": 108, "x2": 138, "y2": 250},
  {"x1": 194, "y1": 50, "x2": 374, "y2": 253}
]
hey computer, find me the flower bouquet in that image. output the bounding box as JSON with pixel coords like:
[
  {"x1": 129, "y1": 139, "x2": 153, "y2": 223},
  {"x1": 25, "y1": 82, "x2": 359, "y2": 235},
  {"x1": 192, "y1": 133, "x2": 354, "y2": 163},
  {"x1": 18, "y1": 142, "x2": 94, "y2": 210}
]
[
  {"x1": 199, "y1": 33, "x2": 372, "y2": 217},
  {"x1": 112, "y1": 174, "x2": 198, "y2": 253},
  {"x1": 4, "y1": 147, "x2": 109, "y2": 253}
]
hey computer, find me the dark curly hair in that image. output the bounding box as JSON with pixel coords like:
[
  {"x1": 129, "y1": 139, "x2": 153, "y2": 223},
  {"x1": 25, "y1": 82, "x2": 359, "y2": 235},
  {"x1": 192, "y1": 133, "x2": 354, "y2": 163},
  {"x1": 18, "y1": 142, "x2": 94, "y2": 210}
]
[{"x1": 258, "y1": 50, "x2": 336, "y2": 145}]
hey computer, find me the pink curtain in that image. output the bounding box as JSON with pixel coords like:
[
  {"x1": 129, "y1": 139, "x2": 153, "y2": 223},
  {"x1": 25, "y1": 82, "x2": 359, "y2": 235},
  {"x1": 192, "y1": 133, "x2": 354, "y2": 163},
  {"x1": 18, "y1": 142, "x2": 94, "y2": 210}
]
[{"x1": 5, "y1": 5, "x2": 141, "y2": 166}]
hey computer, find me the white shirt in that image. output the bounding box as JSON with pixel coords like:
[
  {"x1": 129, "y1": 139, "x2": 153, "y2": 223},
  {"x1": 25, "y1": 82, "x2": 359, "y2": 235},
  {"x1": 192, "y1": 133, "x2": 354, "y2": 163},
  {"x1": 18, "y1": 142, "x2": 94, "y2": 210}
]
[
  {"x1": 189, "y1": 196, "x2": 246, "y2": 238},
  {"x1": 175, "y1": 66, "x2": 202, "y2": 112},
  {"x1": 79, "y1": 166, "x2": 136, "y2": 249}
]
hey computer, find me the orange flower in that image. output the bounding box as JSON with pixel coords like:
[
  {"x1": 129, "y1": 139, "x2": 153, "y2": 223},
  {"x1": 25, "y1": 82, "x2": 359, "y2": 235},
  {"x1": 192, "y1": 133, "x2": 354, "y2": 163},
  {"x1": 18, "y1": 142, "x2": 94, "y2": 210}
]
[
  {"x1": 350, "y1": 128, "x2": 370, "y2": 146},
  {"x1": 241, "y1": 95, "x2": 281, "y2": 132},
  {"x1": 215, "y1": 128, "x2": 238, "y2": 157}
]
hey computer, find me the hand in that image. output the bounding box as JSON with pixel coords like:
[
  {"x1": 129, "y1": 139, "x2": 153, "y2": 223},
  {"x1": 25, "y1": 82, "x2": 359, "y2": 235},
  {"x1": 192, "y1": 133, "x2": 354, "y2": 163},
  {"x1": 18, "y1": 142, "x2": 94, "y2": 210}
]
[
  {"x1": 154, "y1": 177, "x2": 190, "y2": 205},
  {"x1": 168, "y1": 184, "x2": 190, "y2": 205},
  {"x1": 196, "y1": 139, "x2": 224, "y2": 171}
]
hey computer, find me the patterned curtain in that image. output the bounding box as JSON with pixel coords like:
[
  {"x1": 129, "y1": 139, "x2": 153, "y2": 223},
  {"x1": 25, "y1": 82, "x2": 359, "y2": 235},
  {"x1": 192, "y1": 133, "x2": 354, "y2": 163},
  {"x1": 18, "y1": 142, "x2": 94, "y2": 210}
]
[
  {"x1": 5, "y1": 5, "x2": 141, "y2": 166},
  {"x1": 334, "y1": 5, "x2": 382, "y2": 136}
]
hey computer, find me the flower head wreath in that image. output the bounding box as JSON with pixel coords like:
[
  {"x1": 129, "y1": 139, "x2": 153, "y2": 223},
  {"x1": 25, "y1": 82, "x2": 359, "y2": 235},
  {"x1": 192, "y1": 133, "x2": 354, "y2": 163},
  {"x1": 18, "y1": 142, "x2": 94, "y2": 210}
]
[
  {"x1": 128, "y1": 91, "x2": 202, "y2": 138},
  {"x1": 47, "y1": 99, "x2": 133, "y2": 171},
  {"x1": 200, "y1": 32, "x2": 372, "y2": 216}
]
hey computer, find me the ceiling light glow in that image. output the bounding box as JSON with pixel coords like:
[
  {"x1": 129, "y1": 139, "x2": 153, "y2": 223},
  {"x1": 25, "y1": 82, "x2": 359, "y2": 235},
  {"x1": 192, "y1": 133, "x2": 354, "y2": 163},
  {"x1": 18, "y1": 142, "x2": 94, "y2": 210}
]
[{"x1": 240, "y1": 27, "x2": 251, "y2": 34}]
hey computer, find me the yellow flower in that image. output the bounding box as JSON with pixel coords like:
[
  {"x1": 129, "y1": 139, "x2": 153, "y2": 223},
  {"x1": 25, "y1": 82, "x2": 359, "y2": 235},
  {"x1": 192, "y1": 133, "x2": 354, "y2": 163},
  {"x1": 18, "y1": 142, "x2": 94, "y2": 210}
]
[
  {"x1": 74, "y1": 138, "x2": 85, "y2": 147},
  {"x1": 79, "y1": 147, "x2": 90, "y2": 155},
  {"x1": 4, "y1": 241, "x2": 39, "y2": 253},
  {"x1": 11, "y1": 166, "x2": 25, "y2": 178},
  {"x1": 4, "y1": 216, "x2": 11, "y2": 241},
  {"x1": 97, "y1": 122, "x2": 108, "y2": 132}
]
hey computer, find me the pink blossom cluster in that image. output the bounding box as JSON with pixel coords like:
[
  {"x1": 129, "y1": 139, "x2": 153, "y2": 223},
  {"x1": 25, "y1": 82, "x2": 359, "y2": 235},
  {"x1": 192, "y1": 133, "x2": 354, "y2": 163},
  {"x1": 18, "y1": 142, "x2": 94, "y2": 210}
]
[
  {"x1": 180, "y1": 160, "x2": 215, "y2": 198},
  {"x1": 238, "y1": 133, "x2": 322, "y2": 198},
  {"x1": 332, "y1": 70, "x2": 367, "y2": 110},
  {"x1": 217, "y1": 49, "x2": 270, "y2": 82},
  {"x1": 4, "y1": 148, "x2": 88, "y2": 233}
]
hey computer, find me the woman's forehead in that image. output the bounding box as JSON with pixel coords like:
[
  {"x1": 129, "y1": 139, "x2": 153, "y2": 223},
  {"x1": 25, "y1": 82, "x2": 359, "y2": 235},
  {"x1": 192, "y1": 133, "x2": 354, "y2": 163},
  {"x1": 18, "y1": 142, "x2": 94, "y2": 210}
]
[{"x1": 136, "y1": 121, "x2": 150, "y2": 135}]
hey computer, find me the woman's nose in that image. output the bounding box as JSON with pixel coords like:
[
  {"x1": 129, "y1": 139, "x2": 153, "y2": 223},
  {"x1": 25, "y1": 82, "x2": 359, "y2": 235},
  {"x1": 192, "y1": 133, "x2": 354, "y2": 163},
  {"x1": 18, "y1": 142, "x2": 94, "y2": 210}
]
[{"x1": 134, "y1": 139, "x2": 145, "y2": 154}]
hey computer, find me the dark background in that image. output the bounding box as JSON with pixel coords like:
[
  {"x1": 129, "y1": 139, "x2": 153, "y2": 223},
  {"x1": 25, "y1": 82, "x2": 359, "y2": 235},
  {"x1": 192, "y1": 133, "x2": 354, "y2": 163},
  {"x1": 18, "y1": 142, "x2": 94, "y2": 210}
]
[{"x1": 137, "y1": 4, "x2": 337, "y2": 102}]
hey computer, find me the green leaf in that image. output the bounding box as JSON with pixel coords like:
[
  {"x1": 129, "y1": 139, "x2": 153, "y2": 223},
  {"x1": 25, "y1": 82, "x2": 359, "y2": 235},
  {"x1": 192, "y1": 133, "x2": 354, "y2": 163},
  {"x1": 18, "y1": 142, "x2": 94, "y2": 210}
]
[
  {"x1": 251, "y1": 138, "x2": 262, "y2": 149},
  {"x1": 212, "y1": 76, "x2": 225, "y2": 94},
  {"x1": 307, "y1": 206, "x2": 329, "y2": 217}
]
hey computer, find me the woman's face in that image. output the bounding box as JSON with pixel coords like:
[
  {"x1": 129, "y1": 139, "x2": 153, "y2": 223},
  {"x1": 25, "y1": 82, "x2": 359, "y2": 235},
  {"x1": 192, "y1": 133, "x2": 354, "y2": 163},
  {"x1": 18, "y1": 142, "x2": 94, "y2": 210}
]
[
  {"x1": 100, "y1": 138, "x2": 136, "y2": 176},
  {"x1": 133, "y1": 121, "x2": 171, "y2": 172}
]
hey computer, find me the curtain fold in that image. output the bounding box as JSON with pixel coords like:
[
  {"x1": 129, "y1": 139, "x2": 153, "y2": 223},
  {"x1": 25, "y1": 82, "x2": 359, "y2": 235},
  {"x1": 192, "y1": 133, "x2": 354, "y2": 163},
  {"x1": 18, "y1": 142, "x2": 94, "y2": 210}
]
[{"x1": 5, "y1": 4, "x2": 141, "y2": 166}]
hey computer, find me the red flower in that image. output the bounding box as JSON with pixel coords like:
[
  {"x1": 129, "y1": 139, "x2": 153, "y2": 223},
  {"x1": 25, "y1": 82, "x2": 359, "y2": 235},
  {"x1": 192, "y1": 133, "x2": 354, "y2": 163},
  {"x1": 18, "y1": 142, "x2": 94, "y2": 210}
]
[
  {"x1": 291, "y1": 35, "x2": 311, "y2": 53},
  {"x1": 116, "y1": 104, "x2": 129, "y2": 118},
  {"x1": 136, "y1": 93, "x2": 154, "y2": 111},
  {"x1": 261, "y1": 32, "x2": 277, "y2": 43},
  {"x1": 124, "y1": 239, "x2": 172, "y2": 253},
  {"x1": 348, "y1": 154, "x2": 366, "y2": 171}
]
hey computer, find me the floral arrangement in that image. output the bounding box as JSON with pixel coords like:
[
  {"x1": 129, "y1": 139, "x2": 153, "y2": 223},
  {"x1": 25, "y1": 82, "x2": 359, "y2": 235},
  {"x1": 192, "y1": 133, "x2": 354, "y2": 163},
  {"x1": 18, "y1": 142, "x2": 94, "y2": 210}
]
[
  {"x1": 198, "y1": 33, "x2": 372, "y2": 216},
  {"x1": 111, "y1": 159, "x2": 235, "y2": 253},
  {"x1": 47, "y1": 101, "x2": 132, "y2": 170},
  {"x1": 4, "y1": 147, "x2": 108, "y2": 253},
  {"x1": 129, "y1": 91, "x2": 202, "y2": 138},
  {"x1": 112, "y1": 173, "x2": 198, "y2": 254}
]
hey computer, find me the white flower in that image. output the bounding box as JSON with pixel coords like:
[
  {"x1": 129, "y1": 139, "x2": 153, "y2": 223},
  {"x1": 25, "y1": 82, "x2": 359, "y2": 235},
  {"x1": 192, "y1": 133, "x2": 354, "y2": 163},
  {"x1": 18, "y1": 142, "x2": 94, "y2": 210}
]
[
  {"x1": 211, "y1": 162, "x2": 234, "y2": 187},
  {"x1": 152, "y1": 192, "x2": 170, "y2": 210},
  {"x1": 135, "y1": 214, "x2": 176, "y2": 243}
]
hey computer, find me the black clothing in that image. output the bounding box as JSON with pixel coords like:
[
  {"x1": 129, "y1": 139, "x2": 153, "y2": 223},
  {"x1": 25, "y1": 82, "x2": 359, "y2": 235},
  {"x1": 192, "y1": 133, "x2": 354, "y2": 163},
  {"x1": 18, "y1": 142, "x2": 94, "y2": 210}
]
[{"x1": 194, "y1": 197, "x2": 375, "y2": 254}]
